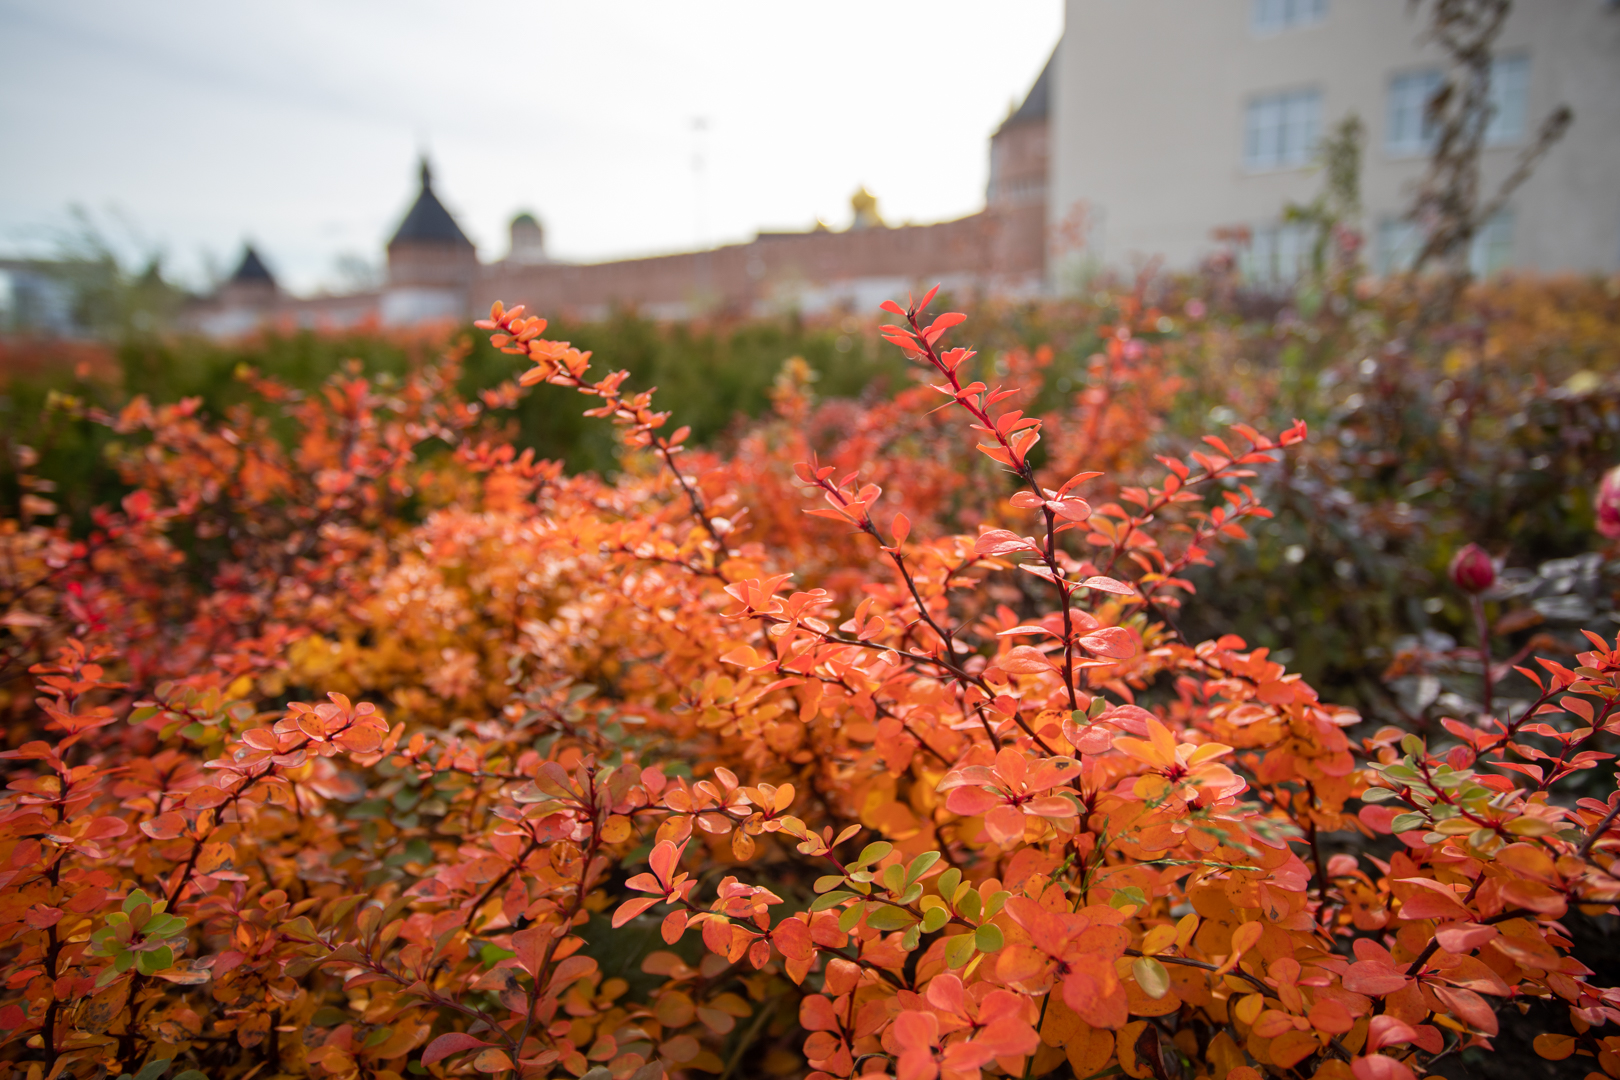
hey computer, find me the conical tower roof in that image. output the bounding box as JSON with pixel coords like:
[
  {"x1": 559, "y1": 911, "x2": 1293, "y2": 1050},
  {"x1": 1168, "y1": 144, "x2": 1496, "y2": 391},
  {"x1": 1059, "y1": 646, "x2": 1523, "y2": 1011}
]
[
  {"x1": 229, "y1": 243, "x2": 276, "y2": 286},
  {"x1": 996, "y1": 48, "x2": 1054, "y2": 134},
  {"x1": 389, "y1": 159, "x2": 474, "y2": 249}
]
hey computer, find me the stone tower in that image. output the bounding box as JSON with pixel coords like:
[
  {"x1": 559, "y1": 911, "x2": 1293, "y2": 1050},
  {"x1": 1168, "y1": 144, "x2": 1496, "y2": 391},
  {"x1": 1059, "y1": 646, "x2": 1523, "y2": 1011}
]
[{"x1": 382, "y1": 158, "x2": 478, "y2": 325}]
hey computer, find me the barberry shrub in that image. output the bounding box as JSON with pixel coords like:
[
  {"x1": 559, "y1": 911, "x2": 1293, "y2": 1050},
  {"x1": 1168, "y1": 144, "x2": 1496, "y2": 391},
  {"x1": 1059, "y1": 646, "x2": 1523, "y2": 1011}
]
[{"x1": 0, "y1": 291, "x2": 1617, "y2": 1080}]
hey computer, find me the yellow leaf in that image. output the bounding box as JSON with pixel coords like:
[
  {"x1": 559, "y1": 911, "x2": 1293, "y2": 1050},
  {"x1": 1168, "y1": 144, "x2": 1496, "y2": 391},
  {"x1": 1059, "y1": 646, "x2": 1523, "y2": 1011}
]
[
  {"x1": 1234, "y1": 993, "x2": 1265, "y2": 1027},
  {"x1": 599, "y1": 815, "x2": 632, "y2": 844},
  {"x1": 472, "y1": 1049, "x2": 513, "y2": 1073},
  {"x1": 1535, "y1": 1033, "x2": 1577, "y2": 1060},
  {"x1": 1132, "y1": 956, "x2": 1171, "y2": 999},
  {"x1": 1140, "y1": 924, "x2": 1177, "y2": 955}
]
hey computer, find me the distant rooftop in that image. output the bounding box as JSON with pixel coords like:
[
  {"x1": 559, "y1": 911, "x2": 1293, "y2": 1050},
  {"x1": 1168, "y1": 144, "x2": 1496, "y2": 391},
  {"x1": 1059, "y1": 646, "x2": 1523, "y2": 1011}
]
[
  {"x1": 998, "y1": 48, "x2": 1054, "y2": 133},
  {"x1": 230, "y1": 244, "x2": 275, "y2": 286},
  {"x1": 389, "y1": 159, "x2": 474, "y2": 249}
]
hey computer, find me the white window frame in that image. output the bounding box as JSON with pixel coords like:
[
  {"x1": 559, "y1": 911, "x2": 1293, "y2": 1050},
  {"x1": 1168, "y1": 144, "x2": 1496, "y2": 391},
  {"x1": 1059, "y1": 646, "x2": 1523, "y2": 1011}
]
[
  {"x1": 1374, "y1": 209, "x2": 1514, "y2": 277},
  {"x1": 1242, "y1": 221, "x2": 1318, "y2": 287},
  {"x1": 1386, "y1": 55, "x2": 1530, "y2": 157},
  {"x1": 1470, "y1": 209, "x2": 1515, "y2": 277},
  {"x1": 1485, "y1": 53, "x2": 1529, "y2": 146},
  {"x1": 1387, "y1": 68, "x2": 1444, "y2": 158},
  {"x1": 1245, "y1": 88, "x2": 1323, "y2": 172},
  {"x1": 1252, "y1": 0, "x2": 1328, "y2": 35}
]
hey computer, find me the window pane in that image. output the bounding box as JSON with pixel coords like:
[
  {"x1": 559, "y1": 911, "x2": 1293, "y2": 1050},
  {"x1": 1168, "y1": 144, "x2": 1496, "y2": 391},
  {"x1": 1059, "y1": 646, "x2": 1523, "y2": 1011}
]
[
  {"x1": 1246, "y1": 90, "x2": 1319, "y2": 170},
  {"x1": 1470, "y1": 209, "x2": 1514, "y2": 276},
  {"x1": 1283, "y1": 90, "x2": 1321, "y2": 165},
  {"x1": 1246, "y1": 98, "x2": 1277, "y2": 168},
  {"x1": 1376, "y1": 218, "x2": 1422, "y2": 275},
  {"x1": 1388, "y1": 70, "x2": 1442, "y2": 155},
  {"x1": 1245, "y1": 222, "x2": 1319, "y2": 286},
  {"x1": 1486, "y1": 55, "x2": 1528, "y2": 145},
  {"x1": 1254, "y1": 0, "x2": 1327, "y2": 32}
]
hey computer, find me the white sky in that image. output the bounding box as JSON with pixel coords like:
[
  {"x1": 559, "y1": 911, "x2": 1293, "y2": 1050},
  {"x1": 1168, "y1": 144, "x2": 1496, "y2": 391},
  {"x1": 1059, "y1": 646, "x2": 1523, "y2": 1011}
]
[{"x1": 0, "y1": 1, "x2": 1062, "y2": 294}]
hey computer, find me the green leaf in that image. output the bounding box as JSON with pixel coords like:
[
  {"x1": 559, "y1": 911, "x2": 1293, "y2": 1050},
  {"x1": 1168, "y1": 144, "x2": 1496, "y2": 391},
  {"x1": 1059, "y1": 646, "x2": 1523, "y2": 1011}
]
[
  {"x1": 1400, "y1": 734, "x2": 1425, "y2": 756},
  {"x1": 984, "y1": 891, "x2": 1010, "y2": 919},
  {"x1": 905, "y1": 851, "x2": 942, "y2": 886},
  {"x1": 944, "y1": 933, "x2": 977, "y2": 970},
  {"x1": 123, "y1": 890, "x2": 154, "y2": 916},
  {"x1": 1359, "y1": 787, "x2": 1397, "y2": 803},
  {"x1": 1389, "y1": 812, "x2": 1428, "y2": 834},
  {"x1": 142, "y1": 914, "x2": 188, "y2": 940},
  {"x1": 855, "y1": 841, "x2": 892, "y2": 868},
  {"x1": 1109, "y1": 887, "x2": 1147, "y2": 911},
  {"x1": 881, "y1": 864, "x2": 905, "y2": 893},
  {"x1": 133, "y1": 1058, "x2": 172, "y2": 1080},
  {"x1": 922, "y1": 906, "x2": 950, "y2": 934},
  {"x1": 810, "y1": 891, "x2": 855, "y2": 913},
  {"x1": 311, "y1": 1007, "x2": 350, "y2": 1027},
  {"x1": 813, "y1": 875, "x2": 847, "y2": 894},
  {"x1": 135, "y1": 946, "x2": 173, "y2": 975},
  {"x1": 173, "y1": 1071, "x2": 207, "y2": 1080},
  {"x1": 837, "y1": 903, "x2": 867, "y2": 934},
  {"x1": 478, "y1": 944, "x2": 516, "y2": 967},
  {"x1": 901, "y1": 924, "x2": 922, "y2": 951},
  {"x1": 363, "y1": 1026, "x2": 394, "y2": 1048},
  {"x1": 1132, "y1": 956, "x2": 1171, "y2": 999},
  {"x1": 974, "y1": 924, "x2": 1003, "y2": 952},
  {"x1": 956, "y1": 890, "x2": 982, "y2": 921},
  {"x1": 865, "y1": 905, "x2": 917, "y2": 932},
  {"x1": 936, "y1": 867, "x2": 962, "y2": 901}
]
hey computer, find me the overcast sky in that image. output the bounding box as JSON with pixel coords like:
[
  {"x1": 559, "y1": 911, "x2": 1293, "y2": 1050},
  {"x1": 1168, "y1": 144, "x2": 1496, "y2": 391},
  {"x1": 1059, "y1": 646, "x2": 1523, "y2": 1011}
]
[{"x1": 0, "y1": 1, "x2": 1062, "y2": 294}]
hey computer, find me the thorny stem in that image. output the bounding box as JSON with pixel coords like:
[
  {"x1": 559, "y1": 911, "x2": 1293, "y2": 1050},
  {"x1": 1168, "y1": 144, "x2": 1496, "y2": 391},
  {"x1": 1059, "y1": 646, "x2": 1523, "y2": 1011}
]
[
  {"x1": 899, "y1": 305, "x2": 1082, "y2": 712},
  {"x1": 1405, "y1": 908, "x2": 1525, "y2": 977},
  {"x1": 464, "y1": 834, "x2": 541, "y2": 930}
]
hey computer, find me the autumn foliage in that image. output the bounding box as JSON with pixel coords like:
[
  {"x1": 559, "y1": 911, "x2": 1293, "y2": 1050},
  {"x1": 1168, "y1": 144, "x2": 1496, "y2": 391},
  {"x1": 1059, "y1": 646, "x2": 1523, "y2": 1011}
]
[{"x1": 1, "y1": 287, "x2": 1618, "y2": 1080}]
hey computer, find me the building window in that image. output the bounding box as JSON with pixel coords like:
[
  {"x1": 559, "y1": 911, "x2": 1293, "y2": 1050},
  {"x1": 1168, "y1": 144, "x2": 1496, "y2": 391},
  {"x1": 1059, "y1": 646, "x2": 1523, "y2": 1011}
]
[
  {"x1": 1376, "y1": 217, "x2": 1424, "y2": 275},
  {"x1": 1387, "y1": 56, "x2": 1529, "y2": 156},
  {"x1": 1485, "y1": 54, "x2": 1529, "y2": 145},
  {"x1": 1243, "y1": 222, "x2": 1318, "y2": 287},
  {"x1": 1245, "y1": 89, "x2": 1322, "y2": 171},
  {"x1": 1387, "y1": 69, "x2": 1444, "y2": 157},
  {"x1": 1375, "y1": 209, "x2": 1514, "y2": 276},
  {"x1": 1470, "y1": 209, "x2": 1514, "y2": 276},
  {"x1": 1252, "y1": 0, "x2": 1328, "y2": 34}
]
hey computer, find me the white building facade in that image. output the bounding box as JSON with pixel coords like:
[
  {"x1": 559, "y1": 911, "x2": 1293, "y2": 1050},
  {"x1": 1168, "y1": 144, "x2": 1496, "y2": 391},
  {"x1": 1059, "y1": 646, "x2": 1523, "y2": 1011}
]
[{"x1": 1049, "y1": 0, "x2": 1620, "y2": 280}]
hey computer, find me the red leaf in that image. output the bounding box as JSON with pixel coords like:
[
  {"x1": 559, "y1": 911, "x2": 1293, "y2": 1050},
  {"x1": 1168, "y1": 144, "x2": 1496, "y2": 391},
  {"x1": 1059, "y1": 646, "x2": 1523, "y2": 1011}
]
[
  {"x1": 612, "y1": 896, "x2": 660, "y2": 928},
  {"x1": 422, "y1": 1033, "x2": 492, "y2": 1065},
  {"x1": 1078, "y1": 627, "x2": 1135, "y2": 659},
  {"x1": 801, "y1": 994, "x2": 839, "y2": 1032},
  {"x1": 974, "y1": 529, "x2": 1033, "y2": 556},
  {"x1": 140, "y1": 812, "x2": 187, "y2": 840},
  {"x1": 997, "y1": 646, "x2": 1056, "y2": 674},
  {"x1": 1343, "y1": 960, "x2": 1410, "y2": 996}
]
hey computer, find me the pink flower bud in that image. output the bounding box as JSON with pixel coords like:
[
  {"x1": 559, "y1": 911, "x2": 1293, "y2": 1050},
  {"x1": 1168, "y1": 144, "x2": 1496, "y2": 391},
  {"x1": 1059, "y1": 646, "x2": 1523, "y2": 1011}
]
[
  {"x1": 1597, "y1": 465, "x2": 1620, "y2": 539},
  {"x1": 1448, "y1": 543, "x2": 1496, "y2": 594}
]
